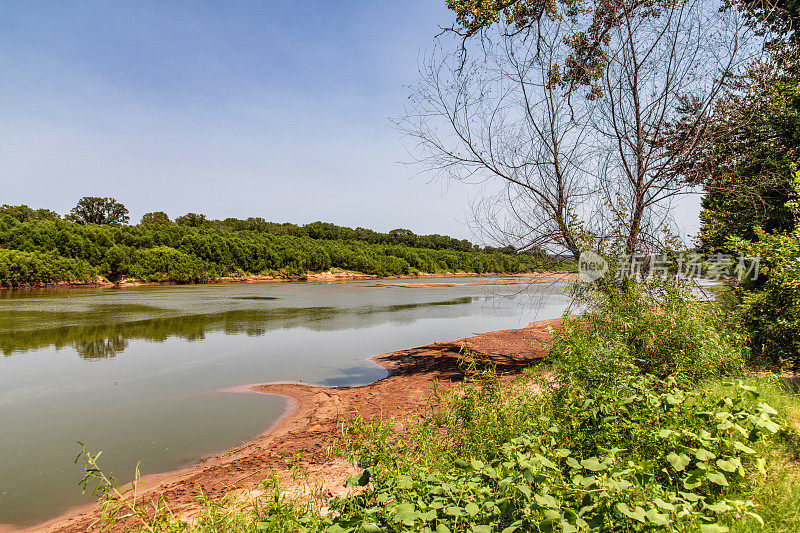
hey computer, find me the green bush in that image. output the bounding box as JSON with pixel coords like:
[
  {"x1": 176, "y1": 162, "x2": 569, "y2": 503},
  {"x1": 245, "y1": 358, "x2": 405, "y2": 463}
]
[
  {"x1": 0, "y1": 248, "x2": 94, "y2": 286},
  {"x1": 129, "y1": 246, "x2": 216, "y2": 283},
  {"x1": 728, "y1": 170, "x2": 800, "y2": 369},
  {"x1": 557, "y1": 278, "x2": 746, "y2": 384},
  {"x1": 325, "y1": 376, "x2": 779, "y2": 533},
  {"x1": 730, "y1": 228, "x2": 800, "y2": 369}
]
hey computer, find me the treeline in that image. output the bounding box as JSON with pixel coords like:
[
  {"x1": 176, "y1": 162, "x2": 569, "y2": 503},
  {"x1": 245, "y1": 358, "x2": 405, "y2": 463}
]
[
  {"x1": 0, "y1": 216, "x2": 568, "y2": 286},
  {"x1": 213, "y1": 219, "x2": 493, "y2": 253},
  {"x1": 0, "y1": 202, "x2": 514, "y2": 253}
]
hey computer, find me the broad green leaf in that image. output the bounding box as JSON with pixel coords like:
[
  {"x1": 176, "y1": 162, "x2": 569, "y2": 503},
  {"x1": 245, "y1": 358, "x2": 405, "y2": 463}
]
[
  {"x1": 617, "y1": 503, "x2": 646, "y2": 523},
  {"x1": 759, "y1": 418, "x2": 780, "y2": 433},
  {"x1": 653, "y1": 498, "x2": 676, "y2": 512},
  {"x1": 644, "y1": 508, "x2": 669, "y2": 525},
  {"x1": 665, "y1": 392, "x2": 684, "y2": 405},
  {"x1": 445, "y1": 506, "x2": 466, "y2": 517},
  {"x1": 704, "y1": 501, "x2": 732, "y2": 513},
  {"x1": 605, "y1": 479, "x2": 632, "y2": 491},
  {"x1": 534, "y1": 453, "x2": 558, "y2": 470},
  {"x1": 706, "y1": 471, "x2": 730, "y2": 486},
  {"x1": 716, "y1": 457, "x2": 740, "y2": 473},
  {"x1": 755, "y1": 457, "x2": 766, "y2": 474},
  {"x1": 758, "y1": 402, "x2": 778, "y2": 415},
  {"x1": 733, "y1": 441, "x2": 756, "y2": 454},
  {"x1": 744, "y1": 511, "x2": 764, "y2": 525},
  {"x1": 471, "y1": 458, "x2": 485, "y2": 470},
  {"x1": 538, "y1": 518, "x2": 559, "y2": 532},
  {"x1": 534, "y1": 493, "x2": 559, "y2": 508},
  {"x1": 543, "y1": 509, "x2": 561, "y2": 520},
  {"x1": 695, "y1": 448, "x2": 716, "y2": 461},
  {"x1": 679, "y1": 490, "x2": 702, "y2": 502},
  {"x1": 464, "y1": 502, "x2": 480, "y2": 517},
  {"x1": 580, "y1": 457, "x2": 608, "y2": 471},
  {"x1": 471, "y1": 525, "x2": 491, "y2": 533},
  {"x1": 667, "y1": 452, "x2": 691, "y2": 471},
  {"x1": 393, "y1": 502, "x2": 417, "y2": 525},
  {"x1": 421, "y1": 509, "x2": 437, "y2": 521}
]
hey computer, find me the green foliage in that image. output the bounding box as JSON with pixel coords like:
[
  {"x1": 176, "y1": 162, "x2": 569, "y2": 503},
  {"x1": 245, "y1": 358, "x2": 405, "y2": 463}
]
[
  {"x1": 726, "y1": 170, "x2": 800, "y2": 369},
  {"x1": 175, "y1": 212, "x2": 209, "y2": 227},
  {"x1": 326, "y1": 378, "x2": 778, "y2": 533},
  {"x1": 0, "y1": 216, "x2": 565, "y2": 286},
  {"x1": 128, "y1": 246, "x2": 216, "y2": 283},
  {"x1": 0, "y1": 248, "x2": 94, "y2": 286},
  {"x1": 729, "y1": 227, "x2": 800, "y2": 369},
  {"x1": 690, "y1": 0, "x2": 800, "y2": 251},
  {"x1": 558, "y1": 278, "x2": 746, "y2": 384},
  {"x1": 445, "y1": 0, "x2": 682, "y2": 97},
  {"x1": 0, "y1": 204, "x2": 60, "y2": 222},
  {"x1": 693, "y1": 60, "x2": 800, "y2": 250},
  {"x1": 66, "y1": 196, "x2": 130, "y2": 226},
  {"x1": 140, "y1": 212, "x2": 172, "y2": 225}
]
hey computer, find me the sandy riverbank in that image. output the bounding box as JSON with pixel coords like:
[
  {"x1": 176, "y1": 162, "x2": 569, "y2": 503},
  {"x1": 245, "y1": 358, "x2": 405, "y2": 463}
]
[
  {"x1": 0, "y1": 270, "x2": 576, "y2": 291},
  {"x1": 24, "y1": 318, "x2": 562, "y2": 532}
]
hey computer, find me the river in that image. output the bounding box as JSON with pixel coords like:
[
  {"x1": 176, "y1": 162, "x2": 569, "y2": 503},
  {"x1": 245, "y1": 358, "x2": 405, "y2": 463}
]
[{"x1": 0, "y1": 276, "x2": 569, "y2": 526}]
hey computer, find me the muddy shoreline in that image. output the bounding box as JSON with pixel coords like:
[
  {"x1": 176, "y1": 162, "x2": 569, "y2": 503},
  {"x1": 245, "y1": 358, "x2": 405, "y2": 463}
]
[
  {"x1": 0, "y1": 270, "x2": 575, "y2": 291},
  {"x1": 19, "y1": 317, "x2": 562, "y2": 532}
]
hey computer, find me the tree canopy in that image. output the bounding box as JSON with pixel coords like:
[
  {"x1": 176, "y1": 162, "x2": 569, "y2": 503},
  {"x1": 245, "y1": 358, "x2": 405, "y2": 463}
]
[
  {"x1": 140, "y1": 211, "x2": 172, "y2": 225},
  {"x1": 66, "y1": 197, "x2": 130, "y2": 226}
]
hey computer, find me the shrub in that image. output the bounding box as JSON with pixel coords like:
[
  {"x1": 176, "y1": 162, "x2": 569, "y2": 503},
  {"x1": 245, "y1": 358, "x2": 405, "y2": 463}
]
[
  {"x1": 728, "y1": 169, "x2": 800, "y2": 369},
  {"x1": 0, "y1": 249, "x2": 94, "y2": 286},
  {"x1": 557, "y1": 278, "x2": 746, "y2": 384},
  {"x1": 129, "y1": 246, "x2": 215, "y2": 283},
  {"x1": 730, "y1": 228, "x2": 800, "y2": 369}
]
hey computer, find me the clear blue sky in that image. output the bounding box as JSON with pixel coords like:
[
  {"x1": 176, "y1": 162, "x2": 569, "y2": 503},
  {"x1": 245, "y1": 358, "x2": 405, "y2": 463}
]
[{"x1": 0, "y1": 1, "x2": 701, "y2": 241}]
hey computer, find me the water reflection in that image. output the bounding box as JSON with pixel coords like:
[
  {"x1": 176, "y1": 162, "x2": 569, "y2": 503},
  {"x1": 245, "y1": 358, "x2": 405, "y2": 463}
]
[
  {"x1": 0, "y1": 296, "x2": 475, "y2": 358},
  {"x1": 75, "y1": 336, "x2": 129, "y2": 359}
]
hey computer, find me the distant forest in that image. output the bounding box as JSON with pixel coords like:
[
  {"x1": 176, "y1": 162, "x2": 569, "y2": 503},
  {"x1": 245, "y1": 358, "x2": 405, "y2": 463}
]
[{"x1": 0, "y1": 201, "x2": 570, "y2": 286}]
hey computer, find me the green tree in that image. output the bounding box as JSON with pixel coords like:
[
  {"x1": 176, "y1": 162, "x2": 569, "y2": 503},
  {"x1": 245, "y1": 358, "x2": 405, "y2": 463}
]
[
  {"x1": 67, "y1": 197, "x2": 129, "y2": 226},
  {"x1": 698, "y1": 66, "x2": 800, "y2": 250},
  {"x1": 140, "y1": 211, "x2": 172, "y2": 225},
  {"x1": 0, "y1": 204, "x2": 60, "y2": 222},
  {"x1": 729, "y1": 170, "x2": 800, "y2": 368},
  {"x1": 175, "y1": 212, "x2": 208, "y2": 227},
  {"x1": 672, "y1": 0, "x2": 800, "y2": 250}
]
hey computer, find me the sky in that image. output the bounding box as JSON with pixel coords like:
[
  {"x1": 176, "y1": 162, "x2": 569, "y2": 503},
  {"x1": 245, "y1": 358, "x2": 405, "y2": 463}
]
[{"x1": 0, "y1": 1, "x2": 702, "y2": 243}]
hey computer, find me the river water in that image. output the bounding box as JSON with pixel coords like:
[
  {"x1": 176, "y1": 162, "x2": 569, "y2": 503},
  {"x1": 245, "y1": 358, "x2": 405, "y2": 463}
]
[{"x1": 0, "y1": 277, "x2": 570, "y2": 526}]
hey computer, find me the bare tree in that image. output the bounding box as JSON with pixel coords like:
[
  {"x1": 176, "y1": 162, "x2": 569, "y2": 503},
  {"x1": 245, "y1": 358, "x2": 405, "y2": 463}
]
[
  {"x1": 592, "y1": 0, "x2": 752, "y2": 253},
  {"x1": 402, "y1": 0, "x2": 757, "y2": 258}
]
